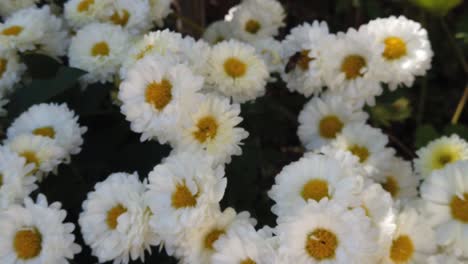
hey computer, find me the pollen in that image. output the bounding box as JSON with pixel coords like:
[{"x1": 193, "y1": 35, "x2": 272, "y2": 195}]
[
  {"x1": 224, "y1": 57, "x2": 247, "y2": 78},
  {"x1": 430, "y1": 146, "x2": 460, "y2": 170},
  {"x1": 341, "y1": 55, "x2": 366, "y2": 80},
  {"x1": 193, "y1": 116, "x2": 219, "y2": 143},
  {"x1": 110, "y1": 10, "x2": 130, "y2": 27},
  {"x1": 297, "y1": 50, "x2": 314, "y2": 70},
  {"x1": 0, "y1": 58, "x2": 7, "y2": 78},
  {"x1": 383, "y1": 37, "x2": 407, "y2": 60},
  {"x1": 145, "y1": 79, "x2": 173, "y2": 111},
  {"x1": 319, "y1": 115, "x2": 343, "y2": 139},
  {"x1": 14, "y1": 228, "x2": 42, "y2": 260},
  {"x1": 33, "y1": 126, "x2": 56, "y2": 139},
  {"x1": 240, "y1": 258, "x2": 256, "y2": 264},
  {"x1": 91, "y1": 42, "x2": 110, "y2": 57},
  {"x1": 204, "y1": 229, "x2": 225, "y2": 250},
  {"x1": 305, "y1": 228, "x2": 338, "y2": 260},
  {"x1": 390, "y1": 235, "x2": 414, "y2": 262},
  {"x1": 301, "y1": 179, "x2": 329, "y2": 202},
  {"x1": 171, "y1": 181, "x2": 198, "y2": 209},
  {"x1": 450, "y1": 193, "x2": 468, "y2": 223},
  {"x1": 106, "y1": 204, "x2": 127, "y2": 230},
  {"x1": 135, "y1": 45, "x2": 154, "y2": 60},
  {"x1": 77, "y1": 0, "x2": 94, "y2": 12},
  {"x1": 245, "y1": 20, "x2": 261, "y2": 34},
  {"x1": 348, "y1": 145, "x2": 370, "y2": 163},
  {"x1": 382, "y1": 176, "x2": 399, "y2": 198},
  {"x1": 20, "y1": 151, "x2": 40, "y2": 170},
  {"x1": 2, "y1": 26, "x2": 23, "y2": 36}
]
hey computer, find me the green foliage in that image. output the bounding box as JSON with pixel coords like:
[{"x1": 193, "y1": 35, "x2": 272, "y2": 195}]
[
  {"x1": 415, "y1": 124, "x2": 440, "y2": 148},
  {"x1": 410, "y1": 0, "x2": 463, "y2": 16}
]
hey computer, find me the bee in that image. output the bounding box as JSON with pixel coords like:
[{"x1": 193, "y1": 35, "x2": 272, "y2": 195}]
[{"x1": 284, "y1": 51, "x2": 303, "y2": 73}]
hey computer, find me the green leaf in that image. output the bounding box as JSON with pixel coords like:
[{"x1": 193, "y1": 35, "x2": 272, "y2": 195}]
[
  {"x1": 444, "y1": 124, "x2": 468, "y2": 140},
  {"x1": 415, "y1": 124, "x2": 440, "y2": 149},
  {"x1": 410, "y1": 0, "x2": 462, "y2": 16},
  {"x1": 369, "y1": 97, "x2": 412, "y2": 127},
  {"x1": 21, "y1": 53, "x2": 61, "y2": 79}
]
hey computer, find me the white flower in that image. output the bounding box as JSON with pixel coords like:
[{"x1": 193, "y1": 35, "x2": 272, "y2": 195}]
[
  {"x1": 251, "y1": 37, "x2": 283, "y2": 75},
  {"x1": 32, "y1": 6, "x2": 70, "y2": 58},
  {"x1": 428, "y1": 254, "x2": 465, "y2": 264},
  {"x1": 269, "y1": 153, "x2": 365, "y2": 219},
  {"x1": 148, "y1": 0, "x2": 172, "y2": 26},
  {"x1": 145, "y1": 152, "x2": 227, "y2": 253},
  {"x1": 102, "y1": 0, "x2": 152, "y2": 35},
  {"x1": 64, "y1": 0, "x2": 113, "y2": 30},
  {"x1": 380, "y1": 207, "x2": 437, "y2": 263},
  {"x1": 174, "y1": 94, "x2": 249, "y2": 165},
  {"x1": 205, "y1": 40, "x2": 269, "y2": 103},
  {"x1": 414, "y1": 134, "x2": 468, "y2": 178},
  {"x1": 0, "y1": 194, "x2": 81, "y2": 263},
  {"x1": 203, "y1": 20, "x2": 233, "y2": 45},
  {"x1": 175, "y1": 207, "x2": 256, "y2": 264},
  {"x1": 212, "y1": 223, "x2": 277, "y2": 264},
  {"x1": 280, "y1": 21, "x2": 330, "y2": 96},
  {"x1": 420, "y1": 161, "x2": 468, "y2": 258},
  {"x1": 0, "y1": 146, "x2": 36, "y2": 209},
  {"x1": 119, "y1": 55, "x2": 203, "y2": 143},
  {"x1": 6, "y1": 134, "x2": 66, "y2": 181},
  {"x1": 79, "y1": 172, "x2": 159, "y2": 264},
  {"x1": 276, "y1": 199, "x2": 379, "y2": 263},
  {"x1": 68, "y1": 23, "x2": 131, "y2": 84},
  {"x1": 0, "y1": 0, "x2": 38, "y2": 18},
  {"x1": 328, "y1": 123, "x2": 394, "y2": 177},
  {"x1": 297, "y1": 92, "x2": 368, "y2": 150},
  {"x1": 230, "y1": 0, "x2": 285, "y2": 42},
  {"x1": 321, "y1": 28, "x2": 384, "y2": 106},
  {"x1": 363, "y1": 16, "x2": 433, "y2": 90},
  {"x1": 0, "y1": 48, "x2": 25, "y2": 96},
  {"x1": 7, "y1": 103, "x2": 87, "y2": 161}
]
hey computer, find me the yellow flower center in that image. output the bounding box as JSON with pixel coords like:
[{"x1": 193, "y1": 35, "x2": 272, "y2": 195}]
[
  {"x1": 341, "y1": 55, "x2": 366, "y2": 80},
  {"x1": 450, "y1": 193, "x2": 468, "y2": 223},
  {"x1": 430, "y1": 146, "x2": 460, "y2": 171},
  {"x1": 245, "y1": 19, "x2": 261, "y2": 34},
  {"x1": 382, "y1": 176, "x2": 399, "y2": 197},
  {"x1": 383, "y1": 37, "x2": 407, "y2": 60},
  {"x1": 32, "y1": 126, "x2": 56, "y2": 139},
  {"x1": 240, "y1": 258, "x2": 256, "y2": 264},
  {"x1": 224, "y1": 57, "x2": 247, "y2": 78},
  {"x1": 106, "y1": 204, "x2": 127, "y2": 230},
  {"x1": 297, "y1": 50, "x2": 314, "y2": 71},
  {"x1": 348, "y1": 145, "x2": 370, "y2": 163},
  {"x1": 361, "y1": 205, "x2": 371, "y2": 217},
  {"x1": 91, "y1": 42, "x2": 110, "y2": 57},
  {"x1": 0, "y1": 58, "x2": 7, "y2": 78},
  {"x1": 145, "y1": 79, "x2": 173, "y2": 111},
  {"x1": 204, "y1": 229, "x2": 225, "y2": 250},
  {"x1": 193, "y1": 116, "x2": 218, "y2": 143},
  {"x1": 135, "y1": 45, "x2": 154, "y2": 60},
  {"x1": 319, "y1": 115, "x2": 343, "y2": 139},
  {"x1": 77, "y1": 0, "x2": 94, "y2": 12},
  {"x1": 2, "y1": 26, "x2": 23, "y2": 36},
  {"x1": 390, "y1": 235, "x2": 414, "y2": 262},
  {"x1": 20, "y1": 151, "x2": 40, "y2": 171},
  {"x1": 110, "y1": 9, "x2": 130, "y2": 26},
  {"x1": 305, "y1": 228, "x2": 338, "y2": 260},
  {"x1": 14, "y1": 228, "x2": 42, "y2": 260},
  {"x1": 301, "y1": 179, "x2": 329, "y2": 202},
  {"x1": 171, "y1": 181, "x2": 198, "y2": 209}
]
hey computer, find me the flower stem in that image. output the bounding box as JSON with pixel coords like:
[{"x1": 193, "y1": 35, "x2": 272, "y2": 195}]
[{"x1": 451, "y1": 84, "x2": 468, "y2": 124}]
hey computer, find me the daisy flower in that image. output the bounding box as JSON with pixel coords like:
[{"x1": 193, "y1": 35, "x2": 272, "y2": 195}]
[
  {"x1": 203, "y1": 20, "x2": 233, "y2": 45},
  {"x1": 64, "y1": 0, "x2": 113, "y2": 30},
  {"x1": 251, "y1": 37, "x2": 283, "y2": 75},
  {"x1": 68, "y1": 23, "x2": 131, "y2": 84},
  {"x1": 414, "y1": 134, "x2": 468, "y2": 178},
  {"x1": 0, "y1": 146, "x2": 36, "y2": 209},
  {"x1": 174, "y1": 94, "x2": 249, "y2": 165},
  {"x1": 0, "y1": 0, "x2": 38, "y2": 18},
  {"x1": 276, "y1": 199, "x2": 379, "y2": 263},
  {"x1": 79, "y1": 172, "x2": 159, "y2": 264},
  {"x1": 145, "y1": 152, "x2": 227, "y2": 253},
  {"x1": 420, "y1": 161, "x2": 468, "y2": 258},
  {"x1": 297, "y1": 93, "x2": 368, "y2": 150},
  {"x1": 380, "y1": 207, "x2": 437, "y2": 263},
  {"x1": 0, "y1": 194, "x2": 81, "y2": 263},
  {"x1": 328, "y1": 123, "x2": 395, "y2": 177},
  {"x1": 103, "y1": 0, "x2": 152, "y2": 35},
  {"x1": 148, "y1": 0, "x2": 172, "y2": 26},
  {"x1": 119, "y1": 55, "x2": 204, "y2": 143},
  {"x1": 6, "y1": 134, "x2": 66, "y2": 181},
  {"x1": 428, "y1": 254, "x2": 465, "y2": 264},
  {"x1": 7, "y1": 103, "x2": 87, "y2": 162},
  {"x1": 0, "y1": 48, "x2": 25, "y2": 96},
  {"x1": 205, "y1": 40, "x2": 269, "y2": 103},
  {"x1": 363, "y1": 16, "x2": 433, "y2": 90},
  {"x1": 321, "y1": 28, "x2": 384, "y2": 106},
  {"x1": 175, "y1": 207, "x2": 256, "y2": 264},
  {"x1": 280, "y1": 21, "x2": 330, "y2": 96},
  {"x1": 268, "y1": 153, "x2": 364, "y2": 219}
]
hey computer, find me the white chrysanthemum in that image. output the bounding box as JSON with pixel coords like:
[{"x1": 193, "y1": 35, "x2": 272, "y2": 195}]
[
  {"x1": 0, "y1": 0, "x2": 38, "y2": 18},
  {"x1": 414, "y1": 134, "x2": 468, "y2": 178},
  {"x1": 68, "y1": 23, "x2": 131, "y2": 84},
  {"x1": 7, "y1": 103, "x2": 87, "y2": 161},
  {"x1": 102, "y1": 0, "x2": 152, "y2": 35},
  {"x1": 79, "y1": 172, "x2": 159, "y2": 264},
  {"x1": 362, "y1": 16, "x2": 433, "y2": 90},
  {"x1": 276, "y1": 199, "x2": 379, "y2": 263},
  {"x1": 380, "y1": 207, "x2": 437, "y2": 263},
  {"x1": 230, "y1": 0, "x2": 285, "y2": 42},
  {"x1": 148, "y1": 0, "x2": 172, "y2": 26},
  {"x1": 205, "y1": 40, "x2": 269, "y2": 103},
  {"x1": 374, "y1": 156, "x2": 420, "y2": 201},
  {"x1": 268, "y1": 153, "x2": 364, "y2": 219},
  {"x1": 6, "y1": 134, "x2": 66, "y2": 181},
  {"x1": 145, "y1": 152, "x2": 227, "y2": 253},
  {"x1": 203, "y1": 20, "x2": 233, "y2": 45},
  {"x1": 64, "y1": 0, "x2": 113, "y2": 30},
  {"x1": 178, "y1": 36, "x2": 211, "y2": 76},
  {"x1": 175, "y1": 207, "x2": 256, "y2": 264},
  {"x1": 321, "y1": 28, "x2": 384, "y2": 106},
  {"x1": 420, "y1": 161, "x2": 468, "y2": 258},
  {"x1": 174, "y1": 94, "x2": 249, "y2": 165},
  {"x1": 316, "y1": 146, "x2": 368, "y2": 178},
  {"x1": 328, "y1": 123, "x2": 394, "y2": 177},
  {"x1": 298, "y1": 93, "x2": 368, "y2": 150},
  {"x1": 252, "y1": 37, "x2": 283, "y2": 75},
  {"x1": 280, "y1": 21, "x2": 329, "y2": 96},
  {"x1": 428, "y1": 254, "x2": 465, "y2": 264},
  {"x1": 0, "y1": 48, "x2": 25, "y2": 96},
  {"x1": 0, "y1": 194, "x2": 81, "y2": 263},
  {"x1": 0, "y1": 146, "x2": 36, "y2": 209},
  {"x1": 212, "y1": 223, "x2": 277, "y2": 264},
  {"x1": 119, "y1": 55, "x2": 203, "y2": 143}
]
